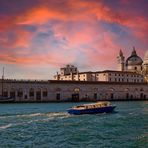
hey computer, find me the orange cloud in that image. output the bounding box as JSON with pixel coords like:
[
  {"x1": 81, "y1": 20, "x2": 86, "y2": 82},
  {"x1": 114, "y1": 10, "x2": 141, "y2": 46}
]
[
  {"x1": 12, "y1": 29, "x2": 33, "y2": 48},
  {"x1": 14, "y1": 0, "x2": 147, "y2": 43},
  {"x1": 0, "y1": 0, "x2": 147, "y2": 71},
  {"x1": 16, "y1": 7, "x2": 68, "y2": 25}
]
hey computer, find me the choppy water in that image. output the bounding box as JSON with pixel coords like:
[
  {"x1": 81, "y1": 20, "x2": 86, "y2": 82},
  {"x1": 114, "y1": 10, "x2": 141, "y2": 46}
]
[{"x1": 0, "y1": 101, "x2": 148, "y2": 148}]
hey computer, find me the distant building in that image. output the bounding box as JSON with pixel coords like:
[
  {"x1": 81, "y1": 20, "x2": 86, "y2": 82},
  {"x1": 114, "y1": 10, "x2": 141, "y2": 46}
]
[
  {"x1": 54, "y1": 68, "x2": 144, "y2": 83},
  {"x1": 54, "y1": 48, "x2": 147, "y2": 83},
  {"x1": 117, "y1": 47, "x2": 148, "y2": 82}
]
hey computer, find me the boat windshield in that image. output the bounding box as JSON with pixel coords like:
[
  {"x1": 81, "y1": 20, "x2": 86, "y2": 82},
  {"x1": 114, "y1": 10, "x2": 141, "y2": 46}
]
[{"x1": 75, "y1": 105, "x2": 85, "y2": 108}]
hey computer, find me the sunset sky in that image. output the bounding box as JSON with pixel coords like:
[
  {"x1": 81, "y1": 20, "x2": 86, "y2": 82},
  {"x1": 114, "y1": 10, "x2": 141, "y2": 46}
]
[{"x1": 0, "y1": 0, "x2": 148, "y2": 79}]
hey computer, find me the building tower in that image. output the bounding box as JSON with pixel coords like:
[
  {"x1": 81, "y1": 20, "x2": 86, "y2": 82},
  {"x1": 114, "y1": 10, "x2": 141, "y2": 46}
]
[
  {"x1": 117, "y1": 49, "x2": 125, "y2": 71},
  {"x1": 142, "y1": 50, "x2": 148, "y2": 82}
]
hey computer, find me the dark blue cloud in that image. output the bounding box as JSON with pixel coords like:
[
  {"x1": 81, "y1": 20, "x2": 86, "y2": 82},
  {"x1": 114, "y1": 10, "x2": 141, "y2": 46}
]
[{"x1": 0, "y1": 0, "x2": 40, "y2": 15}]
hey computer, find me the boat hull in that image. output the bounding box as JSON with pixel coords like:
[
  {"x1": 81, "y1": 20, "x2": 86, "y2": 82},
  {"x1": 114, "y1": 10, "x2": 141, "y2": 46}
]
[
  {"x1": 67, "y1": 106, "x2": 116, "y2": 115},
  {"x1": 0, "y1": 96, "x2": 14, "y2": 103}
]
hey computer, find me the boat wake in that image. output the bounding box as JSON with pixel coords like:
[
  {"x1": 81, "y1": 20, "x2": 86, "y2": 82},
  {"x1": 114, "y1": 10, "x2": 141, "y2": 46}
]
[
  {"x1": 16, "y1": 113, "x2": 42, "y2": 118},
  {"x1": 43, "y1": 112, "x2": 70, "y2": 121},
  {"x1": 0, "y1": 112, "x2": 70, "y2": 119},
  {"x1": 0, "y1": 124, "x2": 12, "y2": 130},
  {"x1": 0, "y1": 112, "x2": 70, "y2": 130},
  {"x1": 0, "y1": 113, "x2": 42, "y2": 119}
]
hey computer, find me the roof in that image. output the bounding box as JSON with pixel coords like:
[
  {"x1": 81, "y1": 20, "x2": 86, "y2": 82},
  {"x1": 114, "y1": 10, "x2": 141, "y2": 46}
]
[
  {"x1": 0, "y1": 79, "x2": 147, "y2": 85},
  {"x1": 49, "y1": 80, "x2": 147, "y2": 85},
  {"x1": 125, "y1": 48, "x2": 143, "y2": 66},
  {"x1": 95, "y1": 70, "x2": 143, "y2": 75},
  {"x1": 54, "y1": 70, "x2": 143, "y2": 76}
]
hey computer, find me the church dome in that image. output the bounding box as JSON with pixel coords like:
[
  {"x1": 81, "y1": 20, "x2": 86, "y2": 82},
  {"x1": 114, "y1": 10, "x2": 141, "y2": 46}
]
[{"x1": 126, "y1": 48, "x2": 143, "y2": 66}]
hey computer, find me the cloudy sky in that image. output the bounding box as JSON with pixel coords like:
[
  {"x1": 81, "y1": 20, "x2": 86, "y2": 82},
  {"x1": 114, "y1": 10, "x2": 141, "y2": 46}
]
[{"x1": 0, "y1": 0, "x2": 148, "y2": 79}]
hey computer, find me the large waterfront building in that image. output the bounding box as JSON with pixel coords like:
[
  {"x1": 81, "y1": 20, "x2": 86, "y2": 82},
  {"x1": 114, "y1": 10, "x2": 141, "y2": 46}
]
[
  {"x1": 54, "y1": 68, "x2": 144, "y2": 83},
  {"x1": 0, "y1": 48, "x2": 148, "y2": 102},
  {"x1": 0, "y1": 79, "x2": 147, "y2": 102},
  {"x1": 54, "y1": 48, "x2": 147, "y2": 83}
]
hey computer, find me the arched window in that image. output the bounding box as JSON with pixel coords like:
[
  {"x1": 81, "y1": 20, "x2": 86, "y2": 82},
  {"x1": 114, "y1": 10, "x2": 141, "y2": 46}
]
[
  {"x1": 29, "y1": 88, "x2": 34, "y2": 97},
  {"x1": 43, "y1": 88, "x2": 48, "y2": 97},
  {"x1": 74, "y1": 88, "x2": 80, "y2": 93},
  {"x1": 10, "y1": 88, "x2": 15, "y2": 98},
  {"x1": 36, "y1": 88, "x2": 41, "y2": 101},
  {"x1": 3, "y1": 89, "x2": 8, "y2": 97},
  {"x1": 125, "y1": 88, "x2": 129, "y2": 92},
  {"x1": 17, "y1": 88, "x2": 23, "y2": 97}
]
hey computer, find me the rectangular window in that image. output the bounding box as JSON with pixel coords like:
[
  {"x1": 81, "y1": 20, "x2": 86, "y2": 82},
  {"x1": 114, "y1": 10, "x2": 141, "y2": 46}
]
[
  {"x1": 18, "y1": 91, "x2": 23, "y2": 97},
  {"x1": 111, "y1": 93, "x2": 114, "y2": 99},
  {"x1": 56, "y1": 93, "x2": 60, "y2": 100},
  {"x1": 3, "y1": 91, "x2": 8, "y2": 97},
  {"x1": 10, "y1": 92, "x2": 15, "y2": 98},
  {"x1": 43, "y1": 91, "x2": 48, "y2": 97},
  {"x1": 94, "y1": 93, "x2": 97, "y2": 100},
  {"x1": 29, "y1": 91, "x2": 34, "y2": 97}
]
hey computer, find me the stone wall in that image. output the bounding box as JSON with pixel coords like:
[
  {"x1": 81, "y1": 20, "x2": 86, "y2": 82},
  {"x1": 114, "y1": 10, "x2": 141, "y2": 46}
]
[{"x1": 0, "y1": 80, "x2": 148, "y2": 102}]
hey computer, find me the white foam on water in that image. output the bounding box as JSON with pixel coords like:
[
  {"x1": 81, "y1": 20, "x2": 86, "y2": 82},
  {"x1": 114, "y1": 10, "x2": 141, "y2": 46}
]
[
  {"x1": 0, "y1": 112, "x2": 70, "y2": 119},
  {"x1": 0, "y1": 113, "x2": 43, "y2": 119},
  {"x1": 40, "y1": 112, "x2": 70, "y2": 122},
  {"x1": 16, "y1": 113, "x2": 42, "y2": 118},
  {"x1": 46, "y1": 112, "x2": 69, "y2": 118},
  {"x1": 0, "y1": 124, "x2": 12, "y2": 130},
  {"x1": 0, "y1": 112, "x2": 71, "y2": 130},
  {"x1": 0, "y1": 116, "x2": 8, "y2": 119}
]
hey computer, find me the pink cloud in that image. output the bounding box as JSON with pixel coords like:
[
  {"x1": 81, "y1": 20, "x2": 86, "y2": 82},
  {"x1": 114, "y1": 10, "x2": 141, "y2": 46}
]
[{"x1": 0, "y1": 0, "x2": 147, "y2": 72}]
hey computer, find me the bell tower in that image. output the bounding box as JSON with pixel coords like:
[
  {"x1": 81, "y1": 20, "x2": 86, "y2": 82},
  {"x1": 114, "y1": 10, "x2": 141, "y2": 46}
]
[{"x1": 117, "y1": 49, "x2": 125, "y2": 71}]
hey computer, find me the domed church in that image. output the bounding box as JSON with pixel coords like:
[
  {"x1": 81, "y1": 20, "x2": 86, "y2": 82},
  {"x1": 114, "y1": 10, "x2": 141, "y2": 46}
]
[{"x1": 117, "y1": 47, "x2": 148, "y2": 82}]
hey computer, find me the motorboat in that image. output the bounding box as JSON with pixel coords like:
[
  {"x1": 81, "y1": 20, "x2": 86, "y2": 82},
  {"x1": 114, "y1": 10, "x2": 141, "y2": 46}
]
[
  {"x1": 0, "y1": 96, "x2": 14, "y2": 103},
  {"x1": 67, "y1": 101, "x2": 116, "y2": 115}
]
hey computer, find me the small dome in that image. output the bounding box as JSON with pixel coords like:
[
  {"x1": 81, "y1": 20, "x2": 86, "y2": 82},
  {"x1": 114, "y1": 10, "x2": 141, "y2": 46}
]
[{"x1": 126, "y1": 48, "x2": 143, "y2": 66}]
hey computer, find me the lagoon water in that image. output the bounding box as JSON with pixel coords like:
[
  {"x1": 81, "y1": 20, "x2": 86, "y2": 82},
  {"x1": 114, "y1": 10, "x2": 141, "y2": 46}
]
[{"x1": 0, "y1": 101, "x2": 148, "y2": 148}]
